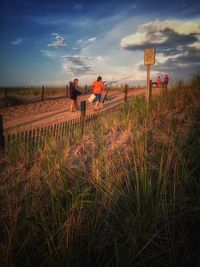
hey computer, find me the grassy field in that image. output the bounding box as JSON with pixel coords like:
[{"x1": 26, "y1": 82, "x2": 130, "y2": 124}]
[{"x1": 0, "y1": 76, "x2": 200, "y2": 267}]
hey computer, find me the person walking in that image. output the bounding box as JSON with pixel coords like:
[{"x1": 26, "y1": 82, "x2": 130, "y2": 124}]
[
  {"x1": 164, "y1": 74, "x2": 169, "y2": 89},
  {"x1": 69, "y1": 78, "x2": 81, "y2": 112},
  {"x1": 91, "y1": 76, "x2": 106, "y2": 111},
  {"x1": 157, "y1": 76, "x2": 161, "y2": 88}
]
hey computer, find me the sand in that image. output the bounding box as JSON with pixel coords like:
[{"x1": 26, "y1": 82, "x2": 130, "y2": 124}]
[{"x1": 0, "y1": 88, "x2": 148, "y2": 135}]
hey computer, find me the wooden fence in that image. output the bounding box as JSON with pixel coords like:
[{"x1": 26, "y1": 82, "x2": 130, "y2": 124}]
[
  {"x1": 0, "y1": 85, "x2": 130, "y2": 151},
  {"x1": 0, "y1": 84, "x2": 92, "y2": 108},
  {"x1": 0, "y1": 83, "x2": 129, "y2": 108}
]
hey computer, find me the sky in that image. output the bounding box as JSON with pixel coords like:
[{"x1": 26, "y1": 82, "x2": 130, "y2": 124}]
[{"x1": 0, "y1": 0, "x2": 200, "y2": 86}]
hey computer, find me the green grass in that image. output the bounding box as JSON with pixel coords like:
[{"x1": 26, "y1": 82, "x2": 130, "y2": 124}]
[{"x1": 0, "y1": 77, "x2": 200, "y2": 267}]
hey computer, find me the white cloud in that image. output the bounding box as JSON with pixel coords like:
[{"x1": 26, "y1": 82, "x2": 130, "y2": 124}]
[
  {"x1": 11, "y1": 38, "x2": 24, "y2": 45},
  {"x1": 120, "y1": 20, "x2": 200, "y2": 50},
  {"x1": 62, "y1": 54, "x2": 102, "y2": 63},
  {"x1": 88, "y1": 37, "x2": 96, "y2": 43},
  {"x1": 120, "y1": 19, "x2": 200, "y2": 79},
  {"x1": 190, "y1": 42, "x2": 200, "y2": 49},
  {"x1": 61, "y1": 54, "x2": 102, "y2": 75},
  {"x1": 62, "y1": 64, "x2": 91, "y2": 75},
  {"x1": 40, "y1": 50, "x2": 58, "y2": 59},
  {"x1": 75, "y1": 37, "x2": 97, "y2": 50},
  {"x1": 48, "y1": 33, "x2": 67, "y2": 48}
]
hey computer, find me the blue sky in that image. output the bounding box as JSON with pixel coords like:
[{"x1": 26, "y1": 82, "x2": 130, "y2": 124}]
[{"x1": 0, "y1": 0, "x2": 200, "y2": 86}]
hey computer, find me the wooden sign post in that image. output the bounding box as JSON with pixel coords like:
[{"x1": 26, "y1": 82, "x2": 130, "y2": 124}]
[{"x1": 144, "y1": 48, "x2": 155, "y2": 104}]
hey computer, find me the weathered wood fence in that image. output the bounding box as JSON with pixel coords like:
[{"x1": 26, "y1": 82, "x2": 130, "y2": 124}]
[
  {"x1": 0, "y1": 84, "x2": 92, "y2": 108},
  {"x1": 0, "y1": 85, "x2": 131, "y2": 151}
]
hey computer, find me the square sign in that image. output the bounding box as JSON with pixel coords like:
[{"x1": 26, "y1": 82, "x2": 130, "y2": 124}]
[{"x1": 144, "y1": 48, "x2": 155, "y2": 65}]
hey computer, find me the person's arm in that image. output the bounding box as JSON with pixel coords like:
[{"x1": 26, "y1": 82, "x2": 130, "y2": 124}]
[
  {"x1": 74, "y1": 85, "x2": 81, "y2": 95},
  {"x1": 101, "y1": 82, "x2": 106, "y2": 90}
]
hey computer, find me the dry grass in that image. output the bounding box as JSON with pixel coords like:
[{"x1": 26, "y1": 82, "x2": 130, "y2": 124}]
[{"x1": 0, "y1": 77, "x2": 200, "y2": 267}]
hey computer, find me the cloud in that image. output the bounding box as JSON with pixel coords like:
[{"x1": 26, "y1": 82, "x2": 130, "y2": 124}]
[
  {"x1": 48, "y1": 33, "x2": 67, "y2": 48},
  {"x1": 62, "y1": 55, "x2": 101, "y2": 64},
  {"x1": 120, "y1": 20, "x2": 200, "y2": 78},
  {"x1": 88, "y1": 37, "x2": 96, "y2": 43},
  {"x1": 61, "y1": 54, "x2": 102, "y2": 75},
  {"x1": 121, "y1": 20, "x2": 200, "y2": 51},
  {"x1": 40, "y1": 50, "x2": 58, "y2": 59},
  {"x1": 154, "y1": 48, "x2": 200, "y2": 70},
  {"x1": 76, "y1": 37, "x2": 97, "y2": 49},
  {"x1": 11, "y1": 38, "x2": 24, "y2": 45},
  {"x1": 63, "y1": 65, "x2": 91, "y2": 75}
]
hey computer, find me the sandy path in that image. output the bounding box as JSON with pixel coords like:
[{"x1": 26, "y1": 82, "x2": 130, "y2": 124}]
[{"x1": 1, "y1": 88, "x2": 147, "y2": 134}]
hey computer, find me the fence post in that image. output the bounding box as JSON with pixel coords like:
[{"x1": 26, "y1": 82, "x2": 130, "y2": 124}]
[
  {"x1": 66, "y1": 85, "x2": 69, "y2": 98},
  {"x1": 41, "y1": 86, "x2": 44, "y2": 101},
  {"x1": 0, "y1": 114, "x2": 4, "y2": 150},
  {"x1": 5, "y1": 88, "x2": 8, "y2": 107},
  {"x1": 80, "y1": 100, "x2": 86, "y2": 136},
  {"x1": 124, "y1": 84, "x2": 128, "y2": 102}
]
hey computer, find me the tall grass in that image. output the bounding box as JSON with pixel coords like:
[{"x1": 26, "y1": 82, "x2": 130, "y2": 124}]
[{"x1": 0, "y1": 77, "x2": 200, "y2": 266}]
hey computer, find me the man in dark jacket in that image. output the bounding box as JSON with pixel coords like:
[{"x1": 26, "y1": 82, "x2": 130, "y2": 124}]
[{"x1": 69, "y1": 79, "x2": 81, "y2": 112}]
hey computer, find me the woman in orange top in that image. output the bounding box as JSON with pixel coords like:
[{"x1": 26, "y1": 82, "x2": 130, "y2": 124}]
[{"x1": 91, "y1": 76, "x2": 106, "y2": 110}]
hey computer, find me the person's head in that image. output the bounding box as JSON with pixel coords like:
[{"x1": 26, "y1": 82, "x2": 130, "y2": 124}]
[
  {"x1": 158, "y1": 76, "x2": 160, "y2": 78},
  {"x1": 74, "y1": 78, "x2": 79, "y2": 85},
  {"x1": 97, "y1": 76, "x2": 102, "y2": 82}
]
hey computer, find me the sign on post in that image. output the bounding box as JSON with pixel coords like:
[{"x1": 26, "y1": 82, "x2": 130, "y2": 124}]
[
  {"x1": 144, "y1": 48, "x2": 155, "y2": 104},
  {"x1": 144, "y1": 48, "x2": 155, "y2": 65}
]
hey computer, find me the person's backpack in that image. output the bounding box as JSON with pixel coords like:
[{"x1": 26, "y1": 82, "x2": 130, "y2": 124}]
[{"x1": 76, "y1": 87, "x2": 82, "y2": 95}]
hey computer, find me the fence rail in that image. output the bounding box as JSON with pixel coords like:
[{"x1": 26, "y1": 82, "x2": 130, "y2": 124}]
[{"x1": 0, "y1": 85, "x2": 93, "y2": 108}]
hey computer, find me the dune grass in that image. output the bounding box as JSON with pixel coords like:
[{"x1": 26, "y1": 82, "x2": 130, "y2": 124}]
[{"x1": 0, "y1": 78, "x2": 200, "y2": 267}]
